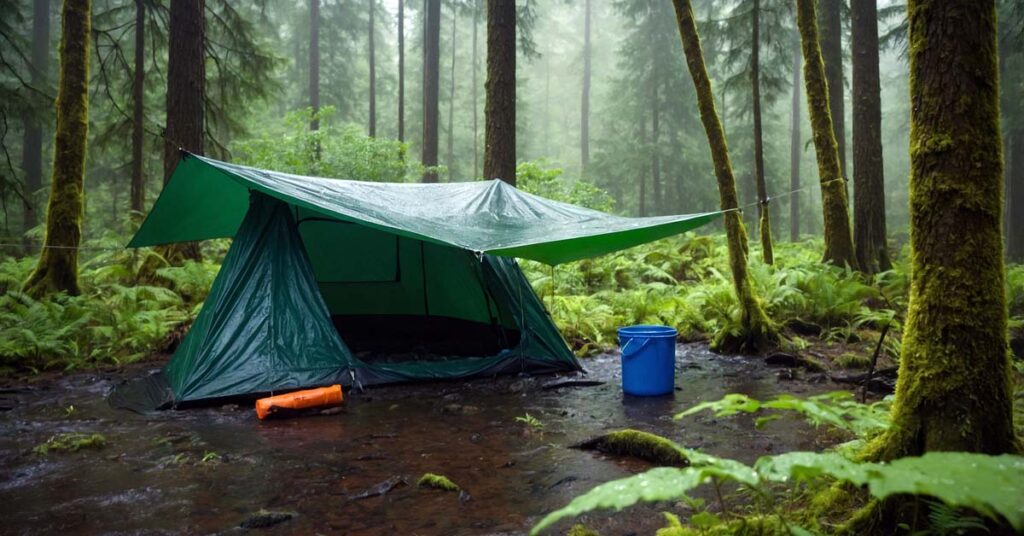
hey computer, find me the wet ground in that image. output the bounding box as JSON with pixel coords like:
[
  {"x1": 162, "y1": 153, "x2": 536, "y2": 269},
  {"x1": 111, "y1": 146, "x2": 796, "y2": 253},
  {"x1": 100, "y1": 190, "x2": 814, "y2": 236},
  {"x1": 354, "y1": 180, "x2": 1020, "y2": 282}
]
[{"x1": 0, "y1": 344, "x2": 840, "y2": 535}]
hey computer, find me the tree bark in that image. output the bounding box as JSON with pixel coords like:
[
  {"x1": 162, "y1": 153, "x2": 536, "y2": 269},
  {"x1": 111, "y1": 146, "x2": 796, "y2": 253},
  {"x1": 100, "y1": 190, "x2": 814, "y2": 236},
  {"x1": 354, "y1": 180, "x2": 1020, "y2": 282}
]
[
  {"x1": 639, "y1": 113, "x2": 647, "y2": 217},
  {"x1": 796, "y1": 0, "x2": 858, "y2": 268},
  {"x1": 651, "y1": 80, "x2": 661, "y2": 216},
  {"x1": 21, "y1": 0, "x2": 50, "y2": 248},
  {"x1": 853, "y1": 5, "x2": 1018, "y2": 522},
  {"x1": 162, "y1": 0, "x2": 204, "y2": 263},
  {"x1": 670, "y1": 0, "x2": 776, "y2": 353},
  {"x1": 851, "y1": 0, "x2": 890, "y2": 273},
  {"x1": 1008, "y1": 131, "x2": 1024, "y2": 261},
  {"x1": 580, "y1": 0, "x2": 592, "y2": 174},
  {"x1": 422, "y1": 0, "x2": 441, "y2": 182},
  {"x1": 818, "y1": 0, "x2": 846, "y2": 180},
  {"x1": 751, "y1": 0, "x2": 773, "y2": 265},
  {"x1": 446, "y1": 6, "x2": 456, "y2": 181},
  {"x1": 23, "y1": 0, "x2": 90, "y2": 298},
  {"x1": 309, "y1": 0, "x2": 320, "y2": 132},
  {"x1": 130, "y1": 0, "x2": 145, "y2": 214},
  {"x1": 368, "y1": 0, "x2": 376, "y2": 137},
  {"x1": 789, "y1": 37, "x2": 801, "y2": 242},
  {"x1": 484, "y1": 0, "x2": 516, "y2": 185},
  {"x1": 398, "y1": 0, "x2": 405, "y2": 142},
  {"x1": 472, "y1": 0, "x2": 480, "y2": 178}
]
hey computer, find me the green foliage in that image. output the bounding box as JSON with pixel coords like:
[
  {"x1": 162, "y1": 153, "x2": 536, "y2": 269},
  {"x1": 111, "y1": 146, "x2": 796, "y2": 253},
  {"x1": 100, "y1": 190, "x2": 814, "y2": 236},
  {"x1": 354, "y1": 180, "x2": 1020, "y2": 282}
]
[
  {"x1": 232, "y1": 107, "x2": 422, "y2": 182},
  {"x1": 516, "y1": 161, "x2": 615, "y2": 212},
  {"x1": 516, "y1": 413, "x2": 544, "y2": 430},
  {"x1": 577, "y1": 429, "x2": 691, "y2": 467},
  {"x1": 675, "y1": 391, "x2": 892, "y2": 439},
  {"x1": 417, "y1": 473, "x2": 461, "y2": 492},
  {"x1": 532, "y1": 448, "x2": 1024, "y2": 535},
  {"x1": 33, "y1": 433, "x2": 107, "y2": 455}
]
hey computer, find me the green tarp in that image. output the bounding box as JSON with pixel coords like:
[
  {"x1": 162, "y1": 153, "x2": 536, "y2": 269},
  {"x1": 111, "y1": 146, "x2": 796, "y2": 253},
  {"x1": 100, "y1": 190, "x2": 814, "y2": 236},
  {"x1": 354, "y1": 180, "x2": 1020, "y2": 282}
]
[
  {"x1": 116, "y1": 153, "x2": 724, "y2": 407},
  {"x1": 130, "y1": 154, "x2": 721, "y2": 265}
]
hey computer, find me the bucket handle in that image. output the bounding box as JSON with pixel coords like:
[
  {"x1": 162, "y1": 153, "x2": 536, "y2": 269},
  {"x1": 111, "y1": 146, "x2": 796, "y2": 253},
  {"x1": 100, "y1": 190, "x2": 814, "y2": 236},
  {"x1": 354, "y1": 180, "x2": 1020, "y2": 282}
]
[{"x1": 620, "y1": 337, "x2": 653, "y2": 360}]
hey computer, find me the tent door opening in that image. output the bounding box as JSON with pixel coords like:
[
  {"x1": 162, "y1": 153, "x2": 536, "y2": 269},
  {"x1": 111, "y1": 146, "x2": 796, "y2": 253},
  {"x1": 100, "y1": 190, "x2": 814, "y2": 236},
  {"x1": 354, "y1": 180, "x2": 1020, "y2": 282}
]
[{"x1": 296, "y1": 215, "x2": 522, "y2": 364}]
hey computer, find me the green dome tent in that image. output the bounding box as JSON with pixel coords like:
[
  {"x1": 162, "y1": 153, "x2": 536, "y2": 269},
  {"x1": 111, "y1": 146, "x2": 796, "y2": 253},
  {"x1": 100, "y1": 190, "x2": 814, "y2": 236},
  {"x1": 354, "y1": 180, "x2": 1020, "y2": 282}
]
[{"x1": 112, "y1": 153, "x2": 721, "y2": 409}]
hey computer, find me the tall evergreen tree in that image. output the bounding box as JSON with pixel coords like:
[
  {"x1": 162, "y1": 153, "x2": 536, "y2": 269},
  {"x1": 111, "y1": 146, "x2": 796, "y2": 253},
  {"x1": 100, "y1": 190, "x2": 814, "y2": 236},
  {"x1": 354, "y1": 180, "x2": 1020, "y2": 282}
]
[
  {"x1": 848, "y1": 5, "x2": 1017, "y2": 530},
  {"x1": 796, "y1": 0, "x2": 857, "y2": 268},
  {"x1": 368, "y1": 0, "x2": 376, "y2": 137},
  {"x1": 670, "y1": 0, "x2": 777, "y2": 353},
  {"x1": 422, "y1": 0, "x2": 441, "y2": 182},
  {"x1": 398, "y1": 0, "x2": 405, "y2": 142},
  {"x1": 789, "y1": 37, "x2": 801, "y2": 242},
  {"x1": 818, "y1": 0, "x2": 846, "y2": 179},
  {"x1": 484, "y1": 0, "x2": 516, "y2": 185},
  {"x1": 750, "y1": 0, "x2": 773, "y2": 264},
  {"x1": 23, "y1": 0, "x2": 90, "y2": 298},
  {"x1": 21, "y1": 0, "x2": 50, "y2": 246},
  {"x1": 162, "y1": 0, "x2": 204, "y2": 262},
  {"x1": 130, "y1": 0, "x2": 145, "y2": 214},
  {"x1": 580, "y1": 0, "x2": 592, "y2": 174},
  {"x1": 472, "y1": 0, "x2": 480, "y2": 178},
  {"x1": 851, "y1": 0, "x2": 890, "y2": 273},
  {"x1": 309, "y1": 0, "x2": 320, "y2": 132},
  {"x1": 446, "y1": 3, "x2": 456, "y2": 181}
]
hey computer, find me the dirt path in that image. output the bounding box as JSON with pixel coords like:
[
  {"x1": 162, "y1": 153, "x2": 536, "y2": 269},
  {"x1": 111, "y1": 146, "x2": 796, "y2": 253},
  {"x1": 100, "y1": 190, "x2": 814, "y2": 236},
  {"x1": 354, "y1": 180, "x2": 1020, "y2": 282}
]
[{"x1": 0, "y1": 344, "x2": 839, "y2": 535}]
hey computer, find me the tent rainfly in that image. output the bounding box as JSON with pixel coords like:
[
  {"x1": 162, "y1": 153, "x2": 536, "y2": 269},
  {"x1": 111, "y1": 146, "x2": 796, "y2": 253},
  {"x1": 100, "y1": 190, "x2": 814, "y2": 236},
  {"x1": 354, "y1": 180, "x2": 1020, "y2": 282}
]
[{"x1": 111, "y1": 153, "x2": 722, "y2": 410}]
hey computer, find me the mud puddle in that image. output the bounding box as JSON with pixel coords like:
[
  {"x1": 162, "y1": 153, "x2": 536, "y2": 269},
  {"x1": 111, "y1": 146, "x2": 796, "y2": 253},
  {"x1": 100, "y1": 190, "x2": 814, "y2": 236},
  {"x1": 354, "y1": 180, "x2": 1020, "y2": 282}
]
[{"x1": 0, "y1": 344, "x2": 839, "y2": 535}]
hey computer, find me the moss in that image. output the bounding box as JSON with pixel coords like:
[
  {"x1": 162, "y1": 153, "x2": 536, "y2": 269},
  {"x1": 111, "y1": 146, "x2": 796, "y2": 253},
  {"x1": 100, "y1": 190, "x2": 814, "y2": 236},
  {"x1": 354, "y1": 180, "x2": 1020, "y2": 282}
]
[
  {"x1": 566, "y1": 524, "x2": 600, "y2": 536},
  {"x1": 23, "y1": 0, "x2": 91, "y2": 298},
  {"x1": 34, "y1": 433, "x2": 106, "y2": 455},
  {"x1": 573, "y1": 429, "x2": 689, "y2": 466},
  {"x1": 669, "y1": 0, "x2": 778, "y2": 355},
  {"x1": 835, "y1": 352, "x2": 872, "y2": 369},
  {"x1": 795, "y1": 0, "x2": 858, "y2": 269},
  {"x1": 417, "y1": 472, "x2": 460, "y2": 492}
]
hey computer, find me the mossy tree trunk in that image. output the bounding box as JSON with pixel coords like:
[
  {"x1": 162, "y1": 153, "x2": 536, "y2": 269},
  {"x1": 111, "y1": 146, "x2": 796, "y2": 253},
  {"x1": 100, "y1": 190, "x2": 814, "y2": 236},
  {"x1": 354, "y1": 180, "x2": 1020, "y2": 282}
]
[
  {"x1": 23, "y1": 0, "x2": 90, "y2": 298},
  {"x1": 484, "y1": 0, "x2": 516, "y2": 186},
  {"x1": 851, "y1": 0, "x2": 890, "y2": 274},
  {"x1": 160, "y1": 0, "x2": 204, "y2": 263},
  {"x1": 851, "y1": 3, "x2": 1018, "y2": 529},
  {"x1": 818, "y1": 0, "x2": 846, "y2": 179},
  {"x1": 795, "y1": 0, "x2": 858, "y2": 269},
  {"x1": 422, "y1": 0, "x2": 440, "y2": 182},
  {"x1": 580, "y1": 0, "x2": 591, "y2": 174},
  {"x1": 751, "y1": 0, "x2": 774, "y2": 265},
  {"x1": 670, "y1": 0, "x2": 776, "y2": 353}
]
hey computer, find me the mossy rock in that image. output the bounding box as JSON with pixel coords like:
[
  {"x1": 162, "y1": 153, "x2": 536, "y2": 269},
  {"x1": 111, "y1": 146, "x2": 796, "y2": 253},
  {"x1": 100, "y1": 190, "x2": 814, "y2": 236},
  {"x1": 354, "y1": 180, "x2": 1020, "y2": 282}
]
[
  {"x1": 572, "y1": 429, "x2": 689, "y2": 466},
  {"x1": 33, "y1": 433, "x2": 106, "y2": 455},
  {"x1": 835, "y1": 352, "x2": 873, "y2": 370},
  {"x1": 417, "y1": 472, "x2": 460, "y2": 492},
  {"x1": 566, "y1": 524, "x2": 600, "y2": 536}
]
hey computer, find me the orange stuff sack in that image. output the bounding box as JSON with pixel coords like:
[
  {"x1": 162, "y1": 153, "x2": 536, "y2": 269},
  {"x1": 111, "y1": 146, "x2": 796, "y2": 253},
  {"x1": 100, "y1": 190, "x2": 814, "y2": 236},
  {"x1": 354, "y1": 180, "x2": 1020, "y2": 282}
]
[{"x1": 255, "y1": 385, "x2": 343, "y2": 420}]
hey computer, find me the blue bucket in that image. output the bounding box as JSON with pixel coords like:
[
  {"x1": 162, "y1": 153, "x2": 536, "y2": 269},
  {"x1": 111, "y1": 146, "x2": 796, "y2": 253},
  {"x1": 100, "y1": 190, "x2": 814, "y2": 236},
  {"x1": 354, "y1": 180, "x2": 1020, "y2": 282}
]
[{"x1": 618, "y1": 325, "x2": 678, "y2": 396}]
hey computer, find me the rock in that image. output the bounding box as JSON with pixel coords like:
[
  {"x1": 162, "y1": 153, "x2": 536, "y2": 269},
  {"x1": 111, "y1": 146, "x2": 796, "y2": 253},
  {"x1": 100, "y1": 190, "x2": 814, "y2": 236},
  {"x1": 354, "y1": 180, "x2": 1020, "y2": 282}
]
[
  {"x1": 239, "y1": 510, "x2": 295, "y2": 529},
  {"x1": 765, "y1": 353, "x2": 799, "y2": 367},
  {"x1": 319, "y1": 406, "x2": 345, "y2": 416},
  {"x1": 508, "y1": 379, "x2": 530, "y2": 393},
  {"x1": 348, "y1": 476, "x2": 407, "y2": 500},
  {"x1": 441, "y1": 404, "x2": 480, "y2": 415}
]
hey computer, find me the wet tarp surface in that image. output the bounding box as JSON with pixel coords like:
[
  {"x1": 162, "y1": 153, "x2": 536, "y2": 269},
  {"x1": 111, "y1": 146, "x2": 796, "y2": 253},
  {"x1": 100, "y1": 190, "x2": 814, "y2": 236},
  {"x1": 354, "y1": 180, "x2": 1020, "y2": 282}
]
[{"x1": 130, "y1": 153, "x2": 721, "y2": 265}]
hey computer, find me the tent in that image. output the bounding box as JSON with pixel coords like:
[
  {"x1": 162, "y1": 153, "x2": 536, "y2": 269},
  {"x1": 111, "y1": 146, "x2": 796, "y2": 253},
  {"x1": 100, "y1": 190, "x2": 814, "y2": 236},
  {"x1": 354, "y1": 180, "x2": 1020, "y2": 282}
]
[{"x1": 113, "y1": 153, "x2": 721, "y2": 409}]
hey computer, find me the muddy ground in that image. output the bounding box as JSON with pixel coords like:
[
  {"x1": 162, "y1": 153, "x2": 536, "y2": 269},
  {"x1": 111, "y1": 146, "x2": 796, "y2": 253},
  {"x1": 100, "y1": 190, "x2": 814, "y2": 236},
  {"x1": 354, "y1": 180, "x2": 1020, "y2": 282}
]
[{"x1": 0, "y1": 344, "x2": 845, "y2": 535}]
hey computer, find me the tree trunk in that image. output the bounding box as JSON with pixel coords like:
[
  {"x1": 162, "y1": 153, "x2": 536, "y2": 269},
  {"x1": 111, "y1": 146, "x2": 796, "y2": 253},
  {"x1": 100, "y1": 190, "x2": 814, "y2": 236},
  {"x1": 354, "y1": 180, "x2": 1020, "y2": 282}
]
[
  {"x1": 651, "y1": 81, "x2": 661, "y2": 216},
  {"x1": 789, "y1": 37, "x2": 801, "y2": 242},
  {"x1": 1009, "y1": 131, "x2": 1024, "y2": 261},
  {"x1": 130, "y1": 0, "x2": 145, "y2": 214},
  {"x1": 751, "y1": 0, "x2": 774, "y2": 265},
  {"x1": 639, "y1": 114, "x2": 647, "y2": 217},
  {"x1": 23, "y1": 0, "x2": 90, "y2": 298},
  {"x1": 818, "y1": 0, "x2": 846, "y2": 180},
  {"x1": 21, "y1": 0, "x2": 50, "y2": 249},
  {"x1": 851, "y1": 0, "x2": 890, "y2": 273},
  {"x1": 422, "y1": 0, "x2": 441, "y2": 182},
  {"x1": 446, "y1": 6, "x2": 456, "y2": 181},
  {"x1": 368, "y1": 0, "x2": 376, "y2": 137},
  {"x1": 580, "y1": 0, "x2": 592, "y2": 174},
  {"x1": 161, "y1": 0, "x2": 204, "y2": 263},
  {"x1": 796, "y1": 0, "x2": 857, "y2": 268},
  {"x1": 309, "y1": 0, "x2": 320, "y2": 132},
  {"x1": 472, "y1": 0, "x2": 480, "y2": 178},
  {"x1": 669, "y1": 0, "x2": 776, "y2": 354},
  {"x1": 398, "y1": 0, "x2": 405, "y2": 142},
  {"x1": 484, "y1": 0, "x2": 516, "y2": 186},
  {"x1": 853, "y1": 7, "x2": 1018, "y2": 529}
]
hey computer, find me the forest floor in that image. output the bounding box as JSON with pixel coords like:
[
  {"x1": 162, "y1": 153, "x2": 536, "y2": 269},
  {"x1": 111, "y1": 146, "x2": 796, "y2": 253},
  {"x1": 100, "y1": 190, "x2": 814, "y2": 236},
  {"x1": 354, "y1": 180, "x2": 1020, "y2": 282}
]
[{"x1": 0, "y1": 342, "x2": 871, "y2": 536}]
